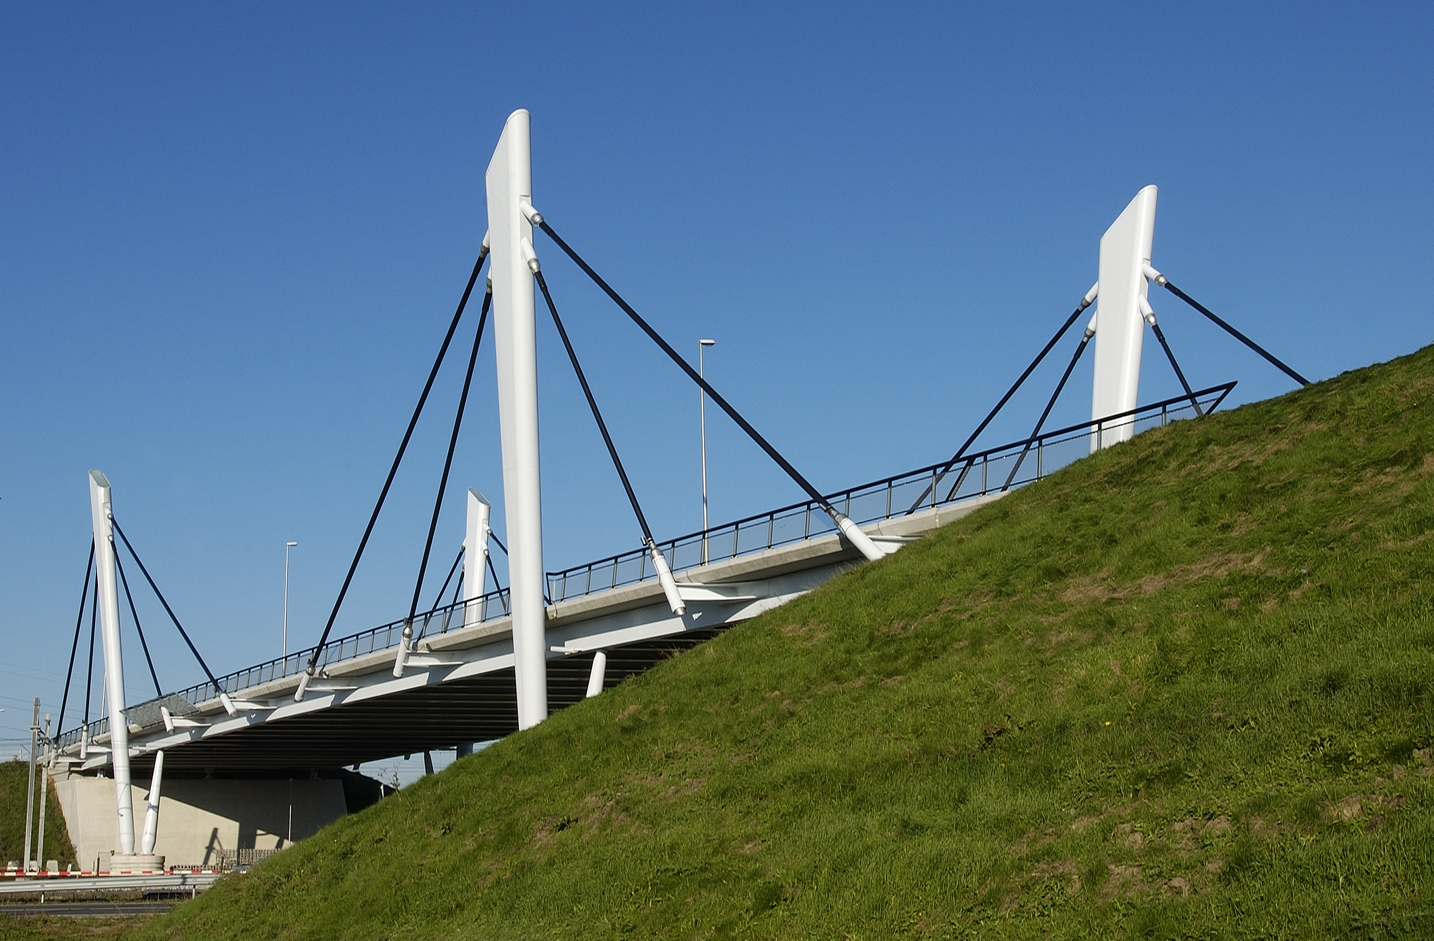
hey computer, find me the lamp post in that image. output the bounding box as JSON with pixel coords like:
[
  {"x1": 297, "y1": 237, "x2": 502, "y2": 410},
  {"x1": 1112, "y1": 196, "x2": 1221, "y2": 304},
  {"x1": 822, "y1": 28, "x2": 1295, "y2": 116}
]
[
  {"x1": 699, "y1": 338, "x2": 715, "y2": 563},
  {"x1": 282, "y1": 541, "x2": 297, "y2": 658}
]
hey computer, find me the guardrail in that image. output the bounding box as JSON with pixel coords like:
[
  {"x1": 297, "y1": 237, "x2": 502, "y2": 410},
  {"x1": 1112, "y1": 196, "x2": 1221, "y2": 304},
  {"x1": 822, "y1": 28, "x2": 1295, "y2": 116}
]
[
  {"x1": 57, "y1": 588, "x2": 512, "y2": 749},
  {"x1": 546, "y1": 383, "x2": 1235, "y2": 602},
  {"x1": 57, "y1": 383, "x2": 1233, "y2": 749}
]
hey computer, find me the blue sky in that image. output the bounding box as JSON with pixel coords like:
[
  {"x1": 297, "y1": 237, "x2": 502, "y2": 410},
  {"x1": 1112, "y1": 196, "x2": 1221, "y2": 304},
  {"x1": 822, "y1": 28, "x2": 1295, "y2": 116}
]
[{"x1": 2, "y1": 2, "x2": 1431, "y2": 755}]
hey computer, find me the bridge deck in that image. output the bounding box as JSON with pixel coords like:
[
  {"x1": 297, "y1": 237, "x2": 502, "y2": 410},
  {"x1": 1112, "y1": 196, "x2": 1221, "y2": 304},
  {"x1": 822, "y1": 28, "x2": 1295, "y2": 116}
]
[{"x1": 54, "y1": 386, "x2": 1230, "y2": 774}]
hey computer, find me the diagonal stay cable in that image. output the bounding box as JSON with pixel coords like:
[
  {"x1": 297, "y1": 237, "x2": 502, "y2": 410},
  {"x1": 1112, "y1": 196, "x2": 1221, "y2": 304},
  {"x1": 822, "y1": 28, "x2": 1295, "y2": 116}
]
[
  {"x1": 84, "y1": 573, "x2": 98, "y2": 728},
  {"x1": 408, "y1": 285, "x2": 492, "y2": 634},
  {"x1": 537, "y1": 220, "x2": 839, "y2": 518},
  {"x1": 1002, "y1": 326, "x2": 1095, "y2": 491},
  {"x1": 907, "y1": 290, "x2": 1096, "y2": 513},
  {"x1": 535, "y1": 268, "x2": 659, "y2": 547},
  {"x1": 1149, "y1": 321, "x2": 1203, "y2": 417},
  {"x1": 428, "y1": 547, "x2": 465, "y2": 613},
  {"x1": 1156, "y1": 279, "x2": 1309, "y2": 387},
  {"x1": 112, "y1": 519, "x2": 225, "y2": 694},
  {"x1": 306, "y1": 246, "x2": 488, "y2": 675},
  {"x1": 114, "y1": 551, "x2": 165, "y2": 698},
  {"x1": 57, "y1": 541, "x2": 94, "y2": 735}
]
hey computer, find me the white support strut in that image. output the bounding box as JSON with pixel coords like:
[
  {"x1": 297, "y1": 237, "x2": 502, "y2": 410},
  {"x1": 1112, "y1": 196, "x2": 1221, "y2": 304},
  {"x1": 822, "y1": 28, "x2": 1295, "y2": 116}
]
[
  {"x1": 88, "y1": 470, "x2": 135, "y2": 855},
  {"x1": 464, "y1": 489, "x2": 492, "y2": 628},
  {"x1": 139, "y1": 750, "x2": 164, "y2": 855},
  {"x1": 1090, "y1": 185, "x2": 1158, "y2": 452},
  {"x1": 486, "y1": 109, "x2": 549, "y2": 730}
]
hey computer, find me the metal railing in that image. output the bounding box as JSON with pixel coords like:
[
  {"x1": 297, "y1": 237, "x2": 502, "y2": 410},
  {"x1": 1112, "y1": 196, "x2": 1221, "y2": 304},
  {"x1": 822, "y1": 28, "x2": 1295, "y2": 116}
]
[
  {"x1": 56, "y1": 587, "x2": 511, "y2": 749},
  {"x1": 57, "y1": 382, "x2": 1233, "y2": 749},
  {"x1": 546, "y1": 383, "x2": 1235, "y2": 603}
]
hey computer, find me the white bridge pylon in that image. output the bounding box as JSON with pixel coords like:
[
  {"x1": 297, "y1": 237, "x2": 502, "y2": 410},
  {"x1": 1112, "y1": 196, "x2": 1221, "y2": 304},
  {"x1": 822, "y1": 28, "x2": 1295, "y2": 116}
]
[
  {"x1": 1089, "y1": 184, "x2": 1158, "y2": 452},
  {"x1": 486, "y1": 110, "x2": 549, "y2": 731}
]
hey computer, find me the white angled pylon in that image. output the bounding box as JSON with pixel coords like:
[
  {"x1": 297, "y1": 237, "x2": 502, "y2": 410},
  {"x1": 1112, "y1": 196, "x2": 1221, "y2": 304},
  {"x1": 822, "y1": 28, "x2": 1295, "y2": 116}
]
[
  {"x1": 88, "y1": 470, "x2": 135, "y2": 855},
  {"x1": 1090, "y1": 185, "x2": 1158, "y2": 451},
  {"x1": 463, "y1": 489, "x2": 491, "y2": 628},
  {"x1": 486, "y1": 110, "x2": 549, "y2": 730}
]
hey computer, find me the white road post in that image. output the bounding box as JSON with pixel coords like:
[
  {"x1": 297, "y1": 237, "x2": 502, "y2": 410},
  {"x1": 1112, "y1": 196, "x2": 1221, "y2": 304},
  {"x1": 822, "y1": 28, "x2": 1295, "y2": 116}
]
[
  {"x1": 89, "y1": 469, "x2": 136, "y2": 855},
  {"x1": 486, "y1": 110, "x2": 548, "y2": 730},
  {"x1": 140, "y1": 750, "x2": 164, "y2": 855},
  {"x1": 464, "y1": 489, "x2": 492, "y2": 628},
  {"x1": 1090, "y1": 185, "x2": 1158, "y2": 452}
]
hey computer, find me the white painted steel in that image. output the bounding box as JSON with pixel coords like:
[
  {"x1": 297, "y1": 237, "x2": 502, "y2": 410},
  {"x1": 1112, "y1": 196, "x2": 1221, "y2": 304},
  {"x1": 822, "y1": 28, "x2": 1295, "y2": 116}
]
[
  {"x1": 585, "y1": 651, "x2": 607, "y2": 698},
  {"x1": 1090, "y1": 185, "x2": 1158, "y2": 451},
  {"x1": 464, "y1": 490, "x2": 492, "y2": 629},
  {"x1": 87, "y1": 470, "x2": 135, "y2": 855},
  {"x1": 486, "y1": 109, "x2": 549, "y2": 730},
  {"x1": 834, "y1": 512, "x2": 888, "y2": 561},
  {"x1": 649, "y1": 544, "x2": 687, "y2": 616},
  {"x1": 139, "y1": 750, "x2": 164, "y2": 855}
]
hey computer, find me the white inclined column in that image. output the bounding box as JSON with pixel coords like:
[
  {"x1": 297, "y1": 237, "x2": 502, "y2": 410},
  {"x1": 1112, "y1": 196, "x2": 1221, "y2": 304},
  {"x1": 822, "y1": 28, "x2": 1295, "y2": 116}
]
[
  {"x1": 463, "y1": 489, "x2": 492, "y2": 628},
  {"x1": 1090, "y1": 185, "x2": 1158, "y2": 451},
  {"x1": 88, "y1": 470, "x2": 135, "y2": 855},
  {"x1": 485, "y1": 109, "x2": 549, "y2": 730}
]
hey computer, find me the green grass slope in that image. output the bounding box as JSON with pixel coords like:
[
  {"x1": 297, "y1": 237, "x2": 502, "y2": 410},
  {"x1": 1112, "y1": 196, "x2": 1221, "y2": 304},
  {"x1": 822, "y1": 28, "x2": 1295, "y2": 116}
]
[
  {"x1": 0, "y1": 761, "x2": 76, "y2": 870},
  {"x1": 141, "y1": 348, "x2": 1434, "y2": 939}
]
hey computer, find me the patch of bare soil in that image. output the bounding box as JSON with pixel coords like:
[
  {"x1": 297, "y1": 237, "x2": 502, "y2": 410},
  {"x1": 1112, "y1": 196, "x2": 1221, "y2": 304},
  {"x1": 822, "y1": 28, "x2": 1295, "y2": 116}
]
[{"x1": 1058, "y1": 548, "x2": 1276, "y2": 605}]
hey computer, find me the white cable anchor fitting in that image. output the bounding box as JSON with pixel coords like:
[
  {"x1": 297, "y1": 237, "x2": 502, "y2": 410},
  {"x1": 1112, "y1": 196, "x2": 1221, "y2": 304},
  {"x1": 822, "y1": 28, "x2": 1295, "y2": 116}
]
[
  {"x1": 1142, "y1": 263, "x2": 1167, "y2": 286},
  {"x1": 1081, "y1": 281, "x2": 1100, "y2": 309},
  {"x1": 648, "y1": 541, "x2": 686, "y2": 616},
  {"x1": 520, "y1": 237, "x2": 541, "y2": 273},
  {"x1": 294, "y1": 668, "x2": 314, "y2": 702},
  {"x1": 392, "y1": 623, "x2": 414, "y2": 678},
  {"x1": 831, "y1": 511, "x2": 885, "y2": 562},
  {"x1": 1138, "y1": 294, "x2": 1158, "y2": 326},
  {"x1": 519, "y1": 200, "x2": 543, "y2": 227}
]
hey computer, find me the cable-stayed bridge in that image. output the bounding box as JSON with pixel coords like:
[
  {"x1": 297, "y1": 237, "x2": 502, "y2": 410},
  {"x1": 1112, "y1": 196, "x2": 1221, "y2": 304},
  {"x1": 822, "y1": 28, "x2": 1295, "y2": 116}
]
[{"x1": 23, "y1": 110, "x2": 1304, "y2": 874}]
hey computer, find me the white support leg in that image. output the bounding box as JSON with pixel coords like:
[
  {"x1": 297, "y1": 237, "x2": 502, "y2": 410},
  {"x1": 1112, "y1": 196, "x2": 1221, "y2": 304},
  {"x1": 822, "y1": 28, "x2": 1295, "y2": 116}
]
[
  {"x1": 1090, "y1": 185, "x2": 1158, "y2": 451},
  {"x1": 586, "y1": 651, "x2": 607, "y2": 698},
  {"x1": 88, "y1": 470, "x2": 135, "y2": 855},
  {"x1": 139, "y1": 750, "x2": 164, "y2": 855},
  {"x1": 464, "y1": 489, "x2": 492, "y2": 628},
  {"x1": 486, "y1": 110, "x2": 548, "y2": 730}
]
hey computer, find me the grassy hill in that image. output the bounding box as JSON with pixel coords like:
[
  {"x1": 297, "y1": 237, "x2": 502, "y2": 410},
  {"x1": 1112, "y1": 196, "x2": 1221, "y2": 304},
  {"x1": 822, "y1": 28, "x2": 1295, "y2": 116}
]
[
  {"x1": 14, "y1": 345, "x2": 1434, "y2": 940},
  {"x1": 0, "y1": 761, "x2": 76, "y2": 871}
]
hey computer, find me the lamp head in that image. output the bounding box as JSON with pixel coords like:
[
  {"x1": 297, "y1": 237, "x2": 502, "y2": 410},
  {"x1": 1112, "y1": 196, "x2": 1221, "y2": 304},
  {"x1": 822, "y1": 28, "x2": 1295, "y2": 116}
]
[
  {"x1": 286, "y1": 541, "x2": 298, "y2": 547},
  {"x1": 699, "y1": 338, "x2": 715, "y2": 346}
]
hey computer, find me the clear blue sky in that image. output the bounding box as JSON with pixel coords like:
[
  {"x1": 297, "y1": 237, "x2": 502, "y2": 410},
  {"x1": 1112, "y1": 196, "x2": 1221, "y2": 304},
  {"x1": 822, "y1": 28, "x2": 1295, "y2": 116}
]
[{"x1": 2, "y1": 2, "x2": 1431, "y2": 753}]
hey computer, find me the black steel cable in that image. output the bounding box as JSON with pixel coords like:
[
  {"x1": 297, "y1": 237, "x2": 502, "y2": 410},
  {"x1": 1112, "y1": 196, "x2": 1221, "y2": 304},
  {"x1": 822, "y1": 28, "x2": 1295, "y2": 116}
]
[
  {"x1": 1159, "y1": 280, "x2": 1309, "y2": 386},
  {"x1": 1150, "y1": 322, "x2": 1203, "y2": 417},
  {"x1": 535, "y1": 268, "x2": 657, "y2": 545},
  {"x1": 537, "y1": 220, "x2": 838, "y2": 515},
  {"x1": 111, "y1": 519, "x2": 224, "y2": 693},
  {"x1": 1002, "y1": 331, "x2": 1093, "y2": 491},
  {"x1": 907, "y1": 295, "x2": 1093, "y2": 512},
  {"x1": 429, "y1": 547, "x2": 465, "y2": 613},
  {"x1": 83, "y1": 578, "x2": 97, "y2": 728},
  {"x1": 486, "y1": 553, "x2": 506, "y2": 611},
  {"x1": 408, "y1": 286, "x2": 492, "y2": 625},
  {"x1": 307, "y1": 247, "x2": 489, "y2": 673},
  {"x1": 57, "y1": 541, "x2": 94, "y2": 735},
  {"x1": 114, "y1": 552, "x2": 164, "y2": 697}
]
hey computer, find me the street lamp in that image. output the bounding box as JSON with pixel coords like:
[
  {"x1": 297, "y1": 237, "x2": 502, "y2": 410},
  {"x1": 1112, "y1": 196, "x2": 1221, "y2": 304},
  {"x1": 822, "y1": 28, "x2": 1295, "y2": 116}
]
[
  {"x1": 282, "y1": 541, "x2": 298, "y2": 658},
  {"x1": 699, "y1": 338, "x2": 715, "y2": 563}
]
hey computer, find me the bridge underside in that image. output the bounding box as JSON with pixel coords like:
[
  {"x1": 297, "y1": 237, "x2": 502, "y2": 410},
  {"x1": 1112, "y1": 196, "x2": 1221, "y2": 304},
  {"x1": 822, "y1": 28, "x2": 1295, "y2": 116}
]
[
  {"x1": 126, "y1": 633, "x2": 721, "y2": 774},
  {"x1": 59, "y1": 497, "x2": 1015, "y2": 781}
]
